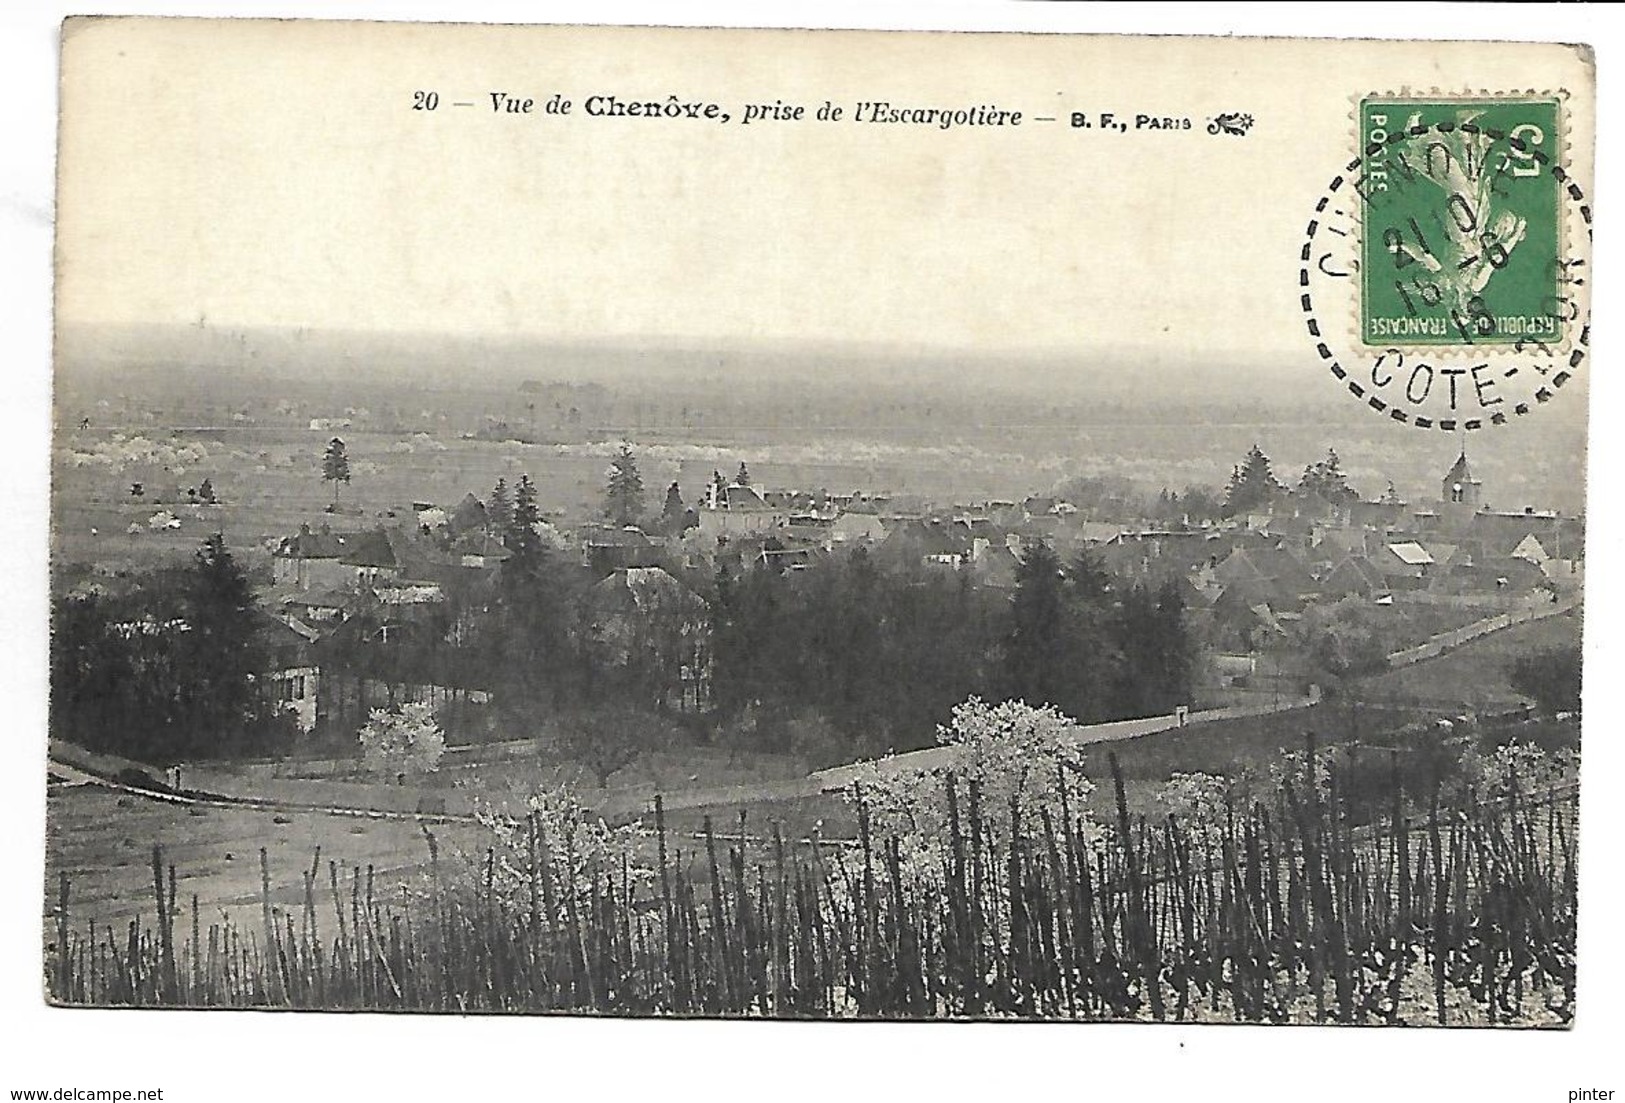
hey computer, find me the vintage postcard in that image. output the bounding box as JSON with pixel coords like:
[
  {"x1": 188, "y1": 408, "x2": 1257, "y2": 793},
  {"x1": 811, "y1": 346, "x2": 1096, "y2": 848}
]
[{"x1": 46, "y1": 18, "x2": 1593, "y2": 1030}]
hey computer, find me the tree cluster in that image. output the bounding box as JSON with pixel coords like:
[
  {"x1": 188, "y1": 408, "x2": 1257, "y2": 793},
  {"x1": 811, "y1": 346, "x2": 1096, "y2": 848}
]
[
  {"x1": 1292, "y1": 596, "x2": 1390, "y2": 692},
  {"x1": 1297, "y1": 448, "x2": 1359, "y2": 506},
  {"x1": 1222, "y1": 444, "x2": 1283, "y2": 518},
  {"x1": 709, "y1": 544, "x2": 1196, "y2": 758},
  {"x1": 1004, "y1": 543, "x2": 1196, "y2": 724},
  {"x1": 51, "y1": 534, "x2": 295, "y2": 764},
  {"x1": 1147, "y1": 485, "x2": 1224, "y2": 525}
]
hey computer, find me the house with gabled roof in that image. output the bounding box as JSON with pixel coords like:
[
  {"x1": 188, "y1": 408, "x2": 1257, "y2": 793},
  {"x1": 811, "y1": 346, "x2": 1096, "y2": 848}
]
[
  {"x1": 1209, "y1": 585, "x2": 1291, "y2": 653},
  {"x1": 1434, "y1": 554, "x2": 1550, "y2": 597},
  {"x1": 1211, "y1": 543, "x2": 1319, "y2": 609},
  {"x1": 1466, "y1": 508, "x2": 1579, "y2": 554},
  {"x1": 1313, "y1": 521, "x2": 1371, "y2": 560},
  {"x1": 339, "y1": 528, "x2": 405, "y2": 585},
  {"x1": 757, "y1": 541, "x2": 820, "y2": 573},
  {"x1": 280, "y1": 588, "x2": 355, "y2": 625},
  {"x1": 1508, "y1": 532, "x2": 1550, "y2": 565},
  {"x1": 1319, "y1": 555, "x2": 1388, "y2": 601},
  {"x1": 272, "y1": 523, "x2": 355, "y2": 591},
  {"x1": 1072, "y1": 520, "x2": 1129, "y2": 545},
  {"x1": 831, "y1": 511, "x2": 886, "y2": 545},
  {"x1": 448, "y1": 529, "x2": 511, "y2": 571},
  {"x1": 972, "y1": 541, "x2": 1022, "y2": 589},
  {"x1": 1095, "y1": 529, "x2": 1226, "y2": 589},
  {"x1": 1418, "y1": 541, "x2": 1467, "y2": 575},
  {"x1": 782, "y1": 516, "x2": 836, "y2": 552},
  {"x1": 1378, "y1": 541, "x2": 1434, "y2": 588},
  {"x1": 583, "y1": 566, "x2": 712, "y2": 713},
  {"x1": 696, "y1": 481, "x2": 788, "y2": 538},
  {"x1": 257, "y1": 613, "x2": 321, "y2": 733},
  {"x1": 872, "y1": 517, "x2": 967, "y2": 572},
  {"x1": 579, "y1": 524, "x2": 664, "y2": 575}
]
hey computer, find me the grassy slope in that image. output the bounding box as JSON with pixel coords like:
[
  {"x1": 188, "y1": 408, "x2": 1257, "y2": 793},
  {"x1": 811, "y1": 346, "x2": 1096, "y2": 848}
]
[
  {"x1": 1359, "y1": 610, "x2": 1581, "y2": 709},
  {"x1": 45, "y1": 785, "x2": 483, "y2": 932}
]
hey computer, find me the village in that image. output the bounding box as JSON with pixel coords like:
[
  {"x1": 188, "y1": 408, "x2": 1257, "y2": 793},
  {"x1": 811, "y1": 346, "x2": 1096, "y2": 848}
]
[{"x1": 244, "y1": 439, "x2": 1582, "y2": 751}]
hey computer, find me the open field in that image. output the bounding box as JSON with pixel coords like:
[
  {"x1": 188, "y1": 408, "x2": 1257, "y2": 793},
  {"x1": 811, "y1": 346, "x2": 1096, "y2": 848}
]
[
  {"x1": 1360, "y1": 610, "x2": 1582, "y2": 710},
  {"x1": 52, "y1": 427, "x2": 620, "y2": 576},
  {"x1": 45, "y1": 783, "x2": 479, "y2": 932},
  {"x1": 46, "y1": 738, "x2": 835, "y2": 937},
  {"x1": 43, "y1": 776, "x2": 851, "y2": 946}
]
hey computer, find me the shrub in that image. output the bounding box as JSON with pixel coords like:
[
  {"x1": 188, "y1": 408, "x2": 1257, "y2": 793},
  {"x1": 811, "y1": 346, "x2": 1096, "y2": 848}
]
[
  {"x1": 1155, "y1": 770, "x2": 1228, "y2": 842},
  {"x1": 358, "y1": 701, "x2": 446, "y2": 780}
]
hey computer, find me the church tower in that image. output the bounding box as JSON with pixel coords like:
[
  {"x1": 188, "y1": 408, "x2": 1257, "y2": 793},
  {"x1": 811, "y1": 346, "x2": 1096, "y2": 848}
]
[
  {"x1": 1439, "y1": 448, "x2": 1483, "y2": 536},
  {"x1": 1441, "y1": 449, "x2": 1482, "y2": 510}
]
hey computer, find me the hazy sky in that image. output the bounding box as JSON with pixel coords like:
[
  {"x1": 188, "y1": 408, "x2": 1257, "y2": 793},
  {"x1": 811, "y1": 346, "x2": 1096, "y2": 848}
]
[{"x1": 56, "y1": 21, "x2": 1592, "y2": 395}]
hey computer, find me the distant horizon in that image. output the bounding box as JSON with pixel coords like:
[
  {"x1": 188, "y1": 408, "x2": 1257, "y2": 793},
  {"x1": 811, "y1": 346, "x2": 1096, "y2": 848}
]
[
  {"x1": 59, "y1": 318, "x2": 1564, "y2": 410},
  {"x1": 48, "y1": 319, "x2": 1591, "y2": 519}
]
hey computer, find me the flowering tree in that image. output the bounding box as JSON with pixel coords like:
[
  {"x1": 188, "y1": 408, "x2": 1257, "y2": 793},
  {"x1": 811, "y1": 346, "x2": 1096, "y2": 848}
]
[
  {"x1": 1262, "y1": 746, "x2": 1334, "y2": 803},
  {"x1": 842, "y1": 697, "x2": 1098, "y2": 864},
  {"x1": 358, "y1": 701, "x2": 446, "y2": 780},
  {"x1": 1155, "y1": 771, "x2": 1229, "y2": 845},
  {"x1": 469, "y1": 785, "x2": 651, "y2": 916},
  {"x1": 1460, "y1": 739, "x2": 1570, "y2": 797}
]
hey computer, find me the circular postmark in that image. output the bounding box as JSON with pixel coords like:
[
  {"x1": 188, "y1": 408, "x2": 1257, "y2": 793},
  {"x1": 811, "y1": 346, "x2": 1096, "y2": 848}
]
[{"x1": 1301, "y1": 99, "x2": 1591, "y2": 431}]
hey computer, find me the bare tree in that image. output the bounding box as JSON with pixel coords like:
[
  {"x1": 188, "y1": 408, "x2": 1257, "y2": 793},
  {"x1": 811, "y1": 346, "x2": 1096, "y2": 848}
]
[{"x1": 553, "y1": 705, "x2": 658, "y2": 788}]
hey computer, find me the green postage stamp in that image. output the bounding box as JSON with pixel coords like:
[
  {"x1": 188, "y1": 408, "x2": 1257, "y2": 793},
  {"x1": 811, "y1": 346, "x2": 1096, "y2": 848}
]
[{"x1": 1358, "y1": 97, "x2": 1564, "y2": 348}]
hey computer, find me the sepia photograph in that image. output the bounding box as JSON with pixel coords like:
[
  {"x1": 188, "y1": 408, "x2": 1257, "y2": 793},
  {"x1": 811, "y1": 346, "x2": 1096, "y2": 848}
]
[
  {"x1": 7, "y1": 4, "x2": 1624, "y2": 1100},
  {"x1": 43, "y1": 15, "x2": 1596, "y2": 1024}
]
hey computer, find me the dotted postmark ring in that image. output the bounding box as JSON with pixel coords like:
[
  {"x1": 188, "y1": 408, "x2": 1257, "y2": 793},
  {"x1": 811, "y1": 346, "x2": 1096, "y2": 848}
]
[{"x1": 1301, "y1": 116, "x2": 1591, "y2": 432}]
